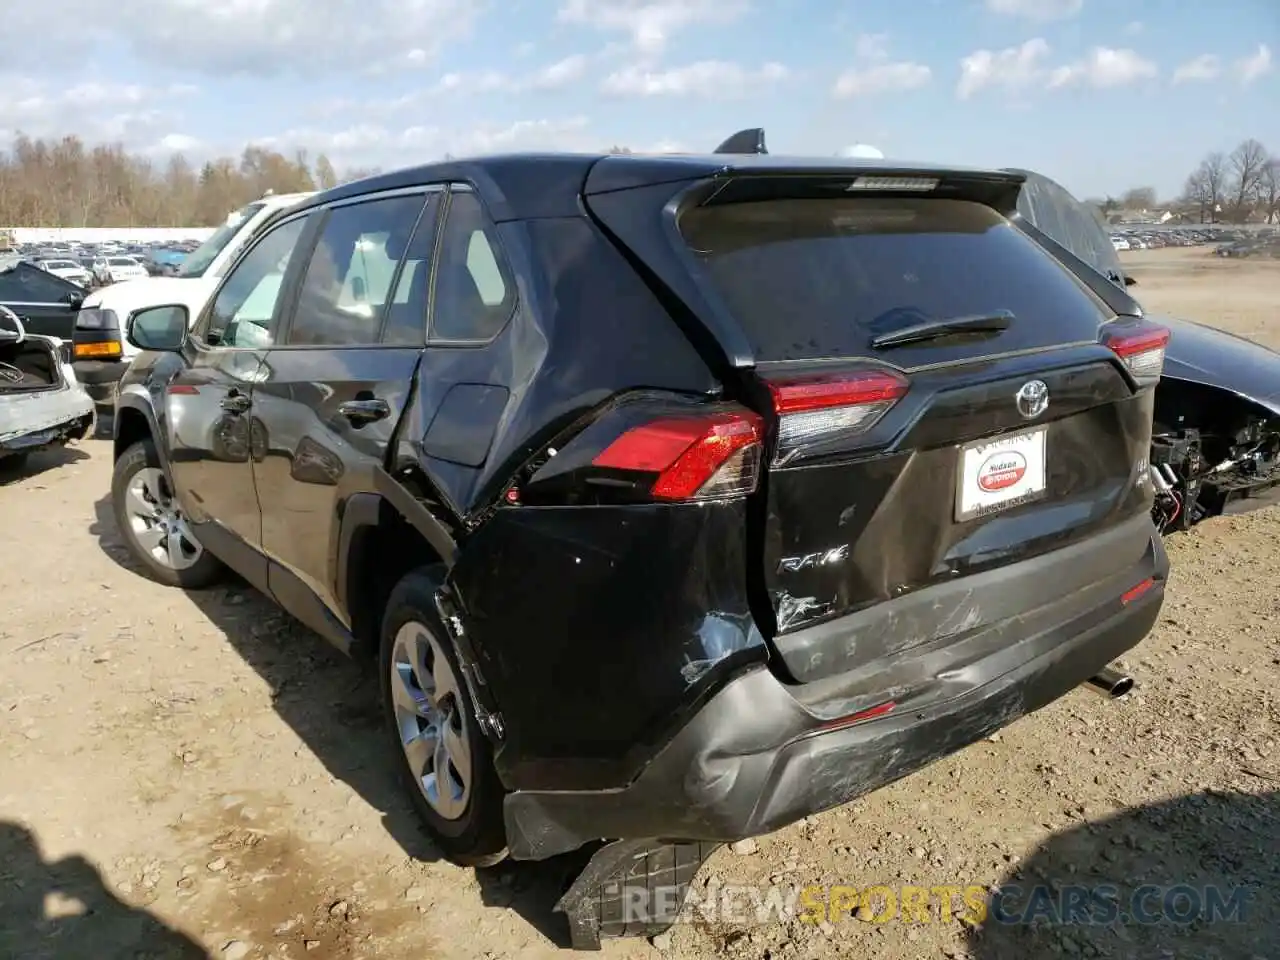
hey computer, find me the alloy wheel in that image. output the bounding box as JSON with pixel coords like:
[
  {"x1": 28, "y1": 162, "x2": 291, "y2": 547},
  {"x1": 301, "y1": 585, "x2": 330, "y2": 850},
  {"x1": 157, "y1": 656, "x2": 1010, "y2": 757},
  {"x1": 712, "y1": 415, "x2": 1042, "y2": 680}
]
[
  {"x1": 122, "y1": 467, "x2": 203, "y2": 571},
  {"x1": 389, "y1": 621, "x2": 472, "y2": 821}
]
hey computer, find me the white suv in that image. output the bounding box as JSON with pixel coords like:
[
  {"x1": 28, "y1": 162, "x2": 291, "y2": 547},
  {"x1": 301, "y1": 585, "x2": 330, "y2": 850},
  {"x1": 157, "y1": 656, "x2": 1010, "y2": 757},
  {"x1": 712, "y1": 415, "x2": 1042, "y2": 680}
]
[{"x1": 71, "y1": 191, "x2": 314, "y2": 405}]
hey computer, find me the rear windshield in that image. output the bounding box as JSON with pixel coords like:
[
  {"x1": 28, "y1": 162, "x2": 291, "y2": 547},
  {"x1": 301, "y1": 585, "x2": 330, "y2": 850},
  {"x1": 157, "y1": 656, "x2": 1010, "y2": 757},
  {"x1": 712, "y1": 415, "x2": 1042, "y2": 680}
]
[
  {"x1": 679, "y1": 197, "x2": 1110, "y2": 362},
  {"x1": 108, "y1": 257, "x2": 137, "y2": 266}
]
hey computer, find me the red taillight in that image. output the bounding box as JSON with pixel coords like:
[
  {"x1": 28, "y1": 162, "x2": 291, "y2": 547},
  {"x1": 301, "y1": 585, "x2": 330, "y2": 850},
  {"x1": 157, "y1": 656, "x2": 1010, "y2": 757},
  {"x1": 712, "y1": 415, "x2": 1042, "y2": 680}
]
[
  {"x1": 1102, "y1": 321, "x2": 1170, "y2": 381},
  {"x1": 592, "y1": 411, "x2": 764, "y2": 501},
  {"x1": 767, "y1": 370, "x2": 909, "y2": 466},
  {"x1": 166, "y1": 384, "x2": 199, "y2": 395},
  {"x1": 1121, "y1": 576, "x2": 1156, "y2": 605}
]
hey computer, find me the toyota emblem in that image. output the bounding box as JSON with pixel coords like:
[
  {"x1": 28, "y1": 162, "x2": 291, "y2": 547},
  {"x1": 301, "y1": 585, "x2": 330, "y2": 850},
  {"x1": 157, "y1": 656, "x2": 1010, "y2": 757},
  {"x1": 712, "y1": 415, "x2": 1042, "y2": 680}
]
[{"x1": 1015, "y1": 380, "x2": 1049, "y2": 419}]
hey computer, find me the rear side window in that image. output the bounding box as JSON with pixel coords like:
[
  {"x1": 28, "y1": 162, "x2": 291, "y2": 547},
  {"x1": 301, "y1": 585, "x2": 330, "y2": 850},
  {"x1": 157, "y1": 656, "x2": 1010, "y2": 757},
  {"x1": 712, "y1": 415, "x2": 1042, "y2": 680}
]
[
  {"x1": 679, "y1": 197, "x2": 1111, "y2": 362},
  {"x1": 430, "y1": 191, "x2": 514, "y2": 342}
]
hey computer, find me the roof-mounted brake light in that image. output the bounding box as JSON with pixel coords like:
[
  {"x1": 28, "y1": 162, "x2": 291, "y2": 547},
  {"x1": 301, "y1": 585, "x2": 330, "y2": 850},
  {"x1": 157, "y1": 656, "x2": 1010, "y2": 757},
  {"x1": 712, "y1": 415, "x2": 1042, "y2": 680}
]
[{"x1": 846, "y1": 176, "x2": 938, "y2": 192}]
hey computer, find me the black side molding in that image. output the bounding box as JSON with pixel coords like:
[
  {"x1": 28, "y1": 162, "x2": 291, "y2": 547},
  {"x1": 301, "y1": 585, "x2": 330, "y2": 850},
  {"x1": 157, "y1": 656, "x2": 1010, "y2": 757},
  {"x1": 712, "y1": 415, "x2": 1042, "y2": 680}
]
[{"x1": 372, "y1": 466, "x2": 459, "y2": 566}]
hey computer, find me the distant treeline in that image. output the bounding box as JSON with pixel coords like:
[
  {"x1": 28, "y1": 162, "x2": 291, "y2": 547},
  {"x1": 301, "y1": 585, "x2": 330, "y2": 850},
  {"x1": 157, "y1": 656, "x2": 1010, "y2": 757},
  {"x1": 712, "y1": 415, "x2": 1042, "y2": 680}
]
[{"x1": 0, "y1": 134, "x2": 380, "y2": 228}]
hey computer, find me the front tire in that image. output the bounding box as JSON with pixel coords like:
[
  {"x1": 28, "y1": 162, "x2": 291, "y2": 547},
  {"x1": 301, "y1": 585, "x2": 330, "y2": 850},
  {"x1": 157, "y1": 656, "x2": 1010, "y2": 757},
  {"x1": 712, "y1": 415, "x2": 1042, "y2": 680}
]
[
  {"x1": 379, "y1": 567, "x2": 507, "y2": 866},
  {"x1": 111, "y1": 439, "x2": 225, "y2": 588}
]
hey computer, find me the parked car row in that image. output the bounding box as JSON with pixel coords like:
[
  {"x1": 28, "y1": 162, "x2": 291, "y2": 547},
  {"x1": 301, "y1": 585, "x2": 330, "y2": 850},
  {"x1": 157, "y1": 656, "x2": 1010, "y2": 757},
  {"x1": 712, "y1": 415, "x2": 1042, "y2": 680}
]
[
  {"x1": 1215, "y1": 233, "x2": 1280, "y2": 258},
  {"x1": 1110, "y1": 227, "x2": 1216, "y2": 250},
  {"x1": 3, "y1": 239, "x2": 198, "y2": 290},
  {"x1": 1110, "y1": 225, "x2": 1279, "y2": 254}
]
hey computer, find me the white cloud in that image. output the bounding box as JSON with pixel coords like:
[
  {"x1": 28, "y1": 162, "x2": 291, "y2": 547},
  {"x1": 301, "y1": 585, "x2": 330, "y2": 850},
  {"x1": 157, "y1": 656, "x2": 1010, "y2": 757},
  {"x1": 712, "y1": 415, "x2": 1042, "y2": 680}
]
[
  {"x1": 324, "y1": 55, "x2": 593, "y2": 115},
  {"x1": 1234, "y1": 44, "x2": 1272, "y2": 85},
  {"x1": 557, "y1": 0, "x2": 748, "y2": 55},
  {"x1": 528, "y1": 55, "x2": 591, "y2": 89},
  {"x1": 833, "y1": 32, "x2": 931, "y2": 98},
  {"x1": 158, "y1": 134, "x2": 202, "y2": 153},
  {"x1": 985, "y1": 0, "x2": 1083, "y2": 20},
  {"x1": 833, "y1": 62, "x2": 931, "y2": 97},
  {"x1": 1172, "y1": 54, "x2": 1220, "y2": 84},
  {"x1": 1047, "y1": 47, "x2": 1158, "y2": 89},
  {"x1": 641, "y1": 139, "x2": 687, "y2": 153},
  {"x1": 958, "y1": 40, "x2": 1158, "y2": 97},
  {"x1": 956, "y1": 38, "x2": 1050, "y2": 99},
  {"x1": 413, "y1": 54, "x2": 590, "y2": 92},
  {"x1": 3, "y1": 0, "x2": 482, "y2": 76},
  {"x1": 250, "y1": 116, "x2": 597, "y2": 168},
  {"x1": 854, "y1": 33, "x2": 891, "y2": 62},
  {"x1": 601, "y1": 60, "x2": 787, "y2": 97},
  {"x1": 0, "y1": 76, "x2": 197, "y2": 149}
]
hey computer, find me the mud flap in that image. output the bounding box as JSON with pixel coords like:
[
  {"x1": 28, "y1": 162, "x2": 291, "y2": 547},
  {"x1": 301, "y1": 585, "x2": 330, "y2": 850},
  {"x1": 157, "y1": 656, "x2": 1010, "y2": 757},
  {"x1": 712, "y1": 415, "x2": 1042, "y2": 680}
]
[{"x1": 554, "y1": 839, "x2": 721, "y2": 950}]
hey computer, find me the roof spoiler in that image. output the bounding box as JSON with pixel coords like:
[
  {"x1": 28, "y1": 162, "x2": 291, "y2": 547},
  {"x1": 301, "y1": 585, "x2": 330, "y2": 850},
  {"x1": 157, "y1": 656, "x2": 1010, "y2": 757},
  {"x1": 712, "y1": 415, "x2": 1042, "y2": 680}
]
[{"x1": 713, "y1": 128, "x2": 767, "y2": 155}]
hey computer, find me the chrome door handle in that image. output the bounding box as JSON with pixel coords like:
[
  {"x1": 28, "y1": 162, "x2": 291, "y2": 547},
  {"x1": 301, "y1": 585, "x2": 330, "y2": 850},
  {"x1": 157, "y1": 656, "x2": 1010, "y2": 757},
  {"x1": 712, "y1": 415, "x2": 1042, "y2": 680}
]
[
  {"x1": 220, "y1": 393, "x2": 250, "y2": 413},
  {"x1": 338, "y1": 398, "x2": 390, "y2": 423}
]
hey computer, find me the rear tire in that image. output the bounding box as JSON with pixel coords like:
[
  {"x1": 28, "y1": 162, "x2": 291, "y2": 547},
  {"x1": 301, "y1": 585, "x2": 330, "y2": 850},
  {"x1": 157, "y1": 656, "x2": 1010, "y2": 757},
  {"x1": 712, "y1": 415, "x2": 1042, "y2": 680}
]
[
  {"x1": 379, "y1": 567, "x2": 507, "y2": 867},
  {"x1": 111, "y1": 439, "x2": 225, "y2": 588}
]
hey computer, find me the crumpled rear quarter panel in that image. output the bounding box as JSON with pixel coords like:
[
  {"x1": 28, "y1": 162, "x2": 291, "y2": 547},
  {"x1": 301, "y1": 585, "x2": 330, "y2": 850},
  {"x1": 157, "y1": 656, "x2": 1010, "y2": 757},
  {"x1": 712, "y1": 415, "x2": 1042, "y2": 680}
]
[{"x1": 448, "y1": 499, "x2": 768, "y2": 791}]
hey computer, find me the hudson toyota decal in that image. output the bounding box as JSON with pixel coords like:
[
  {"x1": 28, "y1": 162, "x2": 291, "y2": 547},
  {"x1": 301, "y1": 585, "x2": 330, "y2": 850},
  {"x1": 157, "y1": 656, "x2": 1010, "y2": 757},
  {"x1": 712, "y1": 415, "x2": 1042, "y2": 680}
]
[{"x1": 977, "y1": 452, "x2": 1028, "y2": 492}]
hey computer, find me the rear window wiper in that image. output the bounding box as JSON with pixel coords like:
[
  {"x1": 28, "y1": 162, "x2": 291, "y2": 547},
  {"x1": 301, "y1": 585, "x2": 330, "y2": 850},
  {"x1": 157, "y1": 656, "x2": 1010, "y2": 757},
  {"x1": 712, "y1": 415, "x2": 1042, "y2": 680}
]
[{"x1": 869, "y1": 310, "x2": 1014, "y2": 349}]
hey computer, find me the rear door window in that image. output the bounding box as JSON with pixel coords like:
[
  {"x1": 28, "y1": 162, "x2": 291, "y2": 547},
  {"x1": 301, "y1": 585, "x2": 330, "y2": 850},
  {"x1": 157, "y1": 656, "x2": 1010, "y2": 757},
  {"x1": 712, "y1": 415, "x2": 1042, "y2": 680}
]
[
  {"x1": 285, "y1": 193, "x2": 428, "y2": 347},
  {"x1": 679, "y1": 197, "x2": 1112, "y2": 362}
]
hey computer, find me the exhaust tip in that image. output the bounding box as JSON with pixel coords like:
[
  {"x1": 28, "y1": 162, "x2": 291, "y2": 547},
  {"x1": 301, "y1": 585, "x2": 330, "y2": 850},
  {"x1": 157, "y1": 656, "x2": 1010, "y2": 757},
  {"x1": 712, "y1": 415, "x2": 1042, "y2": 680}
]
[
  {"x1": 1106, "y1": 675, "x2": 1134, "y2": 698},
  {"x1": 1087, "y1": 667, "x2": 1135, "y2": 699}
]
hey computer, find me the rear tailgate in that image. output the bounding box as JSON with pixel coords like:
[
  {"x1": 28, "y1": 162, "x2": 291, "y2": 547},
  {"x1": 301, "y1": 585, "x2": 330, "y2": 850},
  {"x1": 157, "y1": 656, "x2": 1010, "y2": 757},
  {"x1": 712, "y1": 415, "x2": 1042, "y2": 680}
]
[{"x1": 584, "y1": 161, "x2": 1164, "y2": 681}]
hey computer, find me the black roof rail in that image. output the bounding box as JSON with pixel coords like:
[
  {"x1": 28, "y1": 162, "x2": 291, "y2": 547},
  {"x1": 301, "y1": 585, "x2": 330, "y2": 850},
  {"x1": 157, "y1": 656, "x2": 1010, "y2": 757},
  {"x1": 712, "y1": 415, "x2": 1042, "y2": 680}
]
[{"x1": 713, "y1": 128, "x2": 767, "y2": 155}]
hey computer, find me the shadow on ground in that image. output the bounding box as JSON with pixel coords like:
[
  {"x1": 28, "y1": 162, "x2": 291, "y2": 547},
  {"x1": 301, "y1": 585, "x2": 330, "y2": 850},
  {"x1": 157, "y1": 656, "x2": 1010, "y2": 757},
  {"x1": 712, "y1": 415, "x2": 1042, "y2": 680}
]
[
  {"x1": 0, "y1": 821, "x2": 208, "y2": 960},
  {"x1": 88, "y1": 495, "x2": 591, "y2": 947},
  {"x1": 967, "y1": 789, "x2": 1279, "y2": 959},
  {"x1": 0, "y1": 445, "x2": 89, "y2": 485}
]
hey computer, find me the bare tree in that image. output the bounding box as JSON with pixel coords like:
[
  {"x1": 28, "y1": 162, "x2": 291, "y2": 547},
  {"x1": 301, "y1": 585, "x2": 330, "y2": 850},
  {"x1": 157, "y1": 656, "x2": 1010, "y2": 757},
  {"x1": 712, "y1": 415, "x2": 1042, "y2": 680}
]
[
  {"x1": 1228, "y1": 138, "x2": 1269, "y2": 219},
  {"x1": 1181, "y1": 165, "x2": 1213, "y2": 222},
  {"x1": 1204, "y1": 153, "x2": 1227, "y2": 205},
  {"x1": 314, "y1": 153, "x2": 338, "y2": 190},
  {"x1": 0, "y1": 133, "x2": 374, "y2": 227},
  {"x1": 1121, "y1": 186, "x2": 1157, "y2": 210},
  {"x1": 1259, "y1": 159, "x2": 1280, "y2": 225}
]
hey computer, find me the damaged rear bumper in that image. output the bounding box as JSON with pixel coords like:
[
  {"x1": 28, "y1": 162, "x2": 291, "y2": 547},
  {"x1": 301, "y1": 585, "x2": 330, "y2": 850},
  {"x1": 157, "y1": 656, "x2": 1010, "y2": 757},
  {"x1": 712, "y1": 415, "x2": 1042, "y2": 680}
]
[
  {"x1": 503, "y1": 514, "x2": 1168, "y2": 861},
  {"x1": 1, "y1": 362, "x2": 96, "y2": 458}
]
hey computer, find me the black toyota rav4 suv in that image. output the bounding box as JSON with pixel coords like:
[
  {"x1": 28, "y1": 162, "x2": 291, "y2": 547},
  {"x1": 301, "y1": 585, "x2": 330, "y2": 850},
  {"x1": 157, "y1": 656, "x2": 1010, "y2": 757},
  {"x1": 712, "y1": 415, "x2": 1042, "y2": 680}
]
[{"x1": 110, "y1": 149, "x2": 1169, "y2": 935}]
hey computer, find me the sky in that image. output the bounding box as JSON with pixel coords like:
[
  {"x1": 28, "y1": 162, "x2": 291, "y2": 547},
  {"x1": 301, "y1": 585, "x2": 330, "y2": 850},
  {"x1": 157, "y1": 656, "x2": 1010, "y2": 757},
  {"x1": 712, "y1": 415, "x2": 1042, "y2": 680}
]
[{"x1": 0, "y1": 0, "x2": 1276, "y2": 200}]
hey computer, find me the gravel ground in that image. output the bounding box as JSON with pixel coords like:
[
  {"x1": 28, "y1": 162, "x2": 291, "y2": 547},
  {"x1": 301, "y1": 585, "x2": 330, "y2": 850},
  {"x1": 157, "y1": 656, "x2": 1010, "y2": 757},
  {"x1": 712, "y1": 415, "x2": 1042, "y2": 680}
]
[{"x1": 1, "y1": 247, "x2": 1277, "y2": 960}]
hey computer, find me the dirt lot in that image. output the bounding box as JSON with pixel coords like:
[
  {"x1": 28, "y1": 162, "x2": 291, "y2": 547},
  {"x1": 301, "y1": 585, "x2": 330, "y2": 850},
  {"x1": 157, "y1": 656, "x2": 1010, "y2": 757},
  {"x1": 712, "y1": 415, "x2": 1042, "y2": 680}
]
[{"x1": 2, "y1": 247, "x2": 1277, "y2": 960}]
